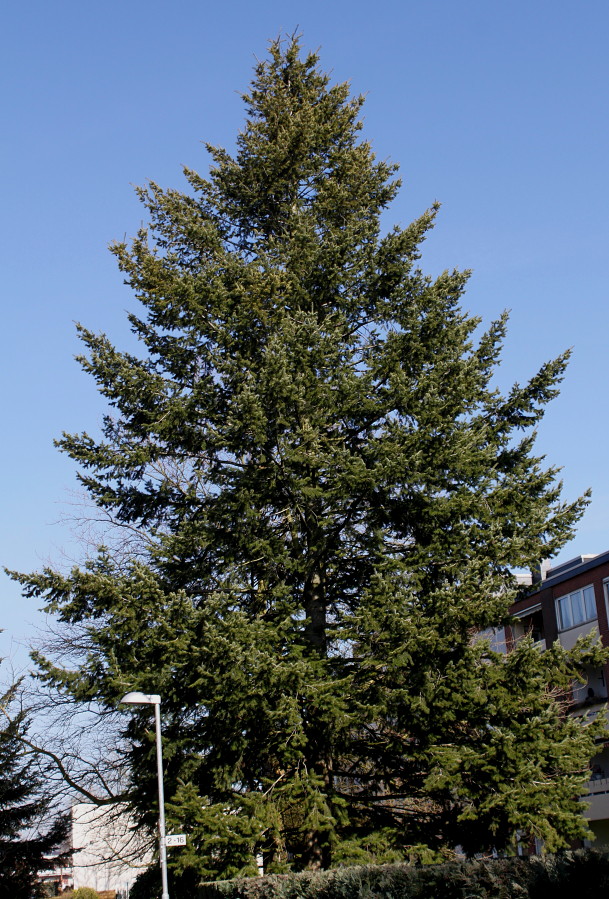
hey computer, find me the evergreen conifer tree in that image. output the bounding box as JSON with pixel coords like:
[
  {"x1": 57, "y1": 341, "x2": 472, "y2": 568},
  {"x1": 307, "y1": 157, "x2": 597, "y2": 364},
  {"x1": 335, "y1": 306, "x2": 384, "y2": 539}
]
[
  {"x1": 11, "y1": 37, "x2": 606, "y2": 877},
  {"x1": 0, "y1": 680, "x2": 68, "y2": 897}
]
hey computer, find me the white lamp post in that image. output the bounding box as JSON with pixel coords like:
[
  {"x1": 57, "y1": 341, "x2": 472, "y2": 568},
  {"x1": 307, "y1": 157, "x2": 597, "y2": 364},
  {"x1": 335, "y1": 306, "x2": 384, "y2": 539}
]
[{"x1": 120, "y1": 691, "x2": 169, "y2": 899}]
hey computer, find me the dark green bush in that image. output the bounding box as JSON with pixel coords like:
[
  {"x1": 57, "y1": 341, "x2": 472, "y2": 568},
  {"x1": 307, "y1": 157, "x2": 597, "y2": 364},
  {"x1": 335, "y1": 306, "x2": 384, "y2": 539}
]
[
  {"x1": 130, "y1": 862, "x2": 202, "y2": 899},
  {"x1": 197, "y1": 850, "x2": 609, "y2": 899}
]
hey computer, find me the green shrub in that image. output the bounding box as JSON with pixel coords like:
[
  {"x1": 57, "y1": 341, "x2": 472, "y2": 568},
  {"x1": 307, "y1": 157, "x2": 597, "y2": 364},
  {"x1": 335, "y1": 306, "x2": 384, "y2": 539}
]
[
  {"x1": 197, "y1": 850, "x2": 609, "y2": 899},
  {"x1": 130, "y1": 862, "x2": 201, "y2": 899},
  {"x1": 62, "y1": 889, "x2": 101, "y2": 899}
]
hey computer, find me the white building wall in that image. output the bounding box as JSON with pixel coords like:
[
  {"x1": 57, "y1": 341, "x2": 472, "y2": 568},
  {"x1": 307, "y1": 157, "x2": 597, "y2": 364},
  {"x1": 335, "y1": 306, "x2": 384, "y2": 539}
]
[{"x1": 72, "y1": 802, "x2": 153, "y2": 893}]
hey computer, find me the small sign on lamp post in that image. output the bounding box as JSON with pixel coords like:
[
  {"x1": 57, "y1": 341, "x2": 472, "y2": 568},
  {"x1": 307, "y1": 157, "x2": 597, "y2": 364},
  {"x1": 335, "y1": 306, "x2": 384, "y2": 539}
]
[{"x1": 165, "y1": 834, "x2": 187, "y2": 847}]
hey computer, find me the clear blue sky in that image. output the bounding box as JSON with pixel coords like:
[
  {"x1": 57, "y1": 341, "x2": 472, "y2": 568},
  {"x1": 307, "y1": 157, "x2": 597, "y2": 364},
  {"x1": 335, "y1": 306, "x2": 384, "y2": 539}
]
[{"x1": 2, "y1": 0, "x2": 608, "y2": 668}]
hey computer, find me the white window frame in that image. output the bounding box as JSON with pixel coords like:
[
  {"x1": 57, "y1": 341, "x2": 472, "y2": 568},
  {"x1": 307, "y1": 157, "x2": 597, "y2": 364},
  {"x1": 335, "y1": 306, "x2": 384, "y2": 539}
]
[{"x1": 555, "y1": 584, "x2": 597, "y2": 632}]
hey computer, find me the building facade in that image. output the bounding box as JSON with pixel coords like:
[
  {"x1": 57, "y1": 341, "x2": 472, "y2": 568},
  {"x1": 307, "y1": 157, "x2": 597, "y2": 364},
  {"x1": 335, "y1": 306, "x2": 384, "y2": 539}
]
[
  {"x1": 71, "y1": 802, "x2": 153, "y2": 894},
  {"x1": 506, "y1": 551, "x2": 609, "y2": 847}
]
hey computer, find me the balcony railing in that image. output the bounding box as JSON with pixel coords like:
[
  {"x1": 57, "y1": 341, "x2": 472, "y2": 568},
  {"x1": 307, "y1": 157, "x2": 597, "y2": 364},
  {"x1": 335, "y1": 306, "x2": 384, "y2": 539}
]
[
  {"x1": 586, "y1": 776, "x2": 609, "y2": 796},
  {"x1": 583, "y1": 777, "x2": 609, "y2": 821}
]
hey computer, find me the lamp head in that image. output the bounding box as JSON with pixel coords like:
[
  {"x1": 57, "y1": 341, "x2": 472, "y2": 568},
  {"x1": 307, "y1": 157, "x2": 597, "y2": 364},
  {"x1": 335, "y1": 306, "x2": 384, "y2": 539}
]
[{"x1": 120, "y1": 691, "x2": 161, "y2": 705}]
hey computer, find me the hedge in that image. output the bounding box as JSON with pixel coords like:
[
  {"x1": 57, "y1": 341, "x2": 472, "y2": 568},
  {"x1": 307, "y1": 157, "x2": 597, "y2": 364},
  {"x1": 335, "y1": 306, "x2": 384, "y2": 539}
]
[{"x1": 197, "y1": 849, "x2": 609, "y2": 899}]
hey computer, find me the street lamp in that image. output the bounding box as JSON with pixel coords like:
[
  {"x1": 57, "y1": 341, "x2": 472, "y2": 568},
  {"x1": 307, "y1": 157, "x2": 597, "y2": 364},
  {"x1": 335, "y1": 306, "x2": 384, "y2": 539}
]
[{"x1": 120, "y1": 692, "x2": 169, "y2": 899}]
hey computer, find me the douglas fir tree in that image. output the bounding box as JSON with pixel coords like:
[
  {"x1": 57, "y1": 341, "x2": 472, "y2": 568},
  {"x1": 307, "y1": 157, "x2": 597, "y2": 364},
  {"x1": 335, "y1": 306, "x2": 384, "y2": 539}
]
[{"x1": 11, "y1": 37, "x2": 605, "y2": 878}]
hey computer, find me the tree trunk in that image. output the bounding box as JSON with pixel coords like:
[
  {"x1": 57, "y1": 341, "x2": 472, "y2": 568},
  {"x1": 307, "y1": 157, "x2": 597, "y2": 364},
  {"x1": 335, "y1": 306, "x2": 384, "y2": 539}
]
[{"x1": 303, "y1": 568, "x2": 326, "y2": 652}]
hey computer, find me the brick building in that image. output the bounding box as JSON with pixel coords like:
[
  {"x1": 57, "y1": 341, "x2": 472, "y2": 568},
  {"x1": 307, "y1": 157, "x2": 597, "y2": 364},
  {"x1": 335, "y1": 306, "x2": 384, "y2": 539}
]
[{"x1": 505, "y1": 552, "x2": 609, "y2": 847}]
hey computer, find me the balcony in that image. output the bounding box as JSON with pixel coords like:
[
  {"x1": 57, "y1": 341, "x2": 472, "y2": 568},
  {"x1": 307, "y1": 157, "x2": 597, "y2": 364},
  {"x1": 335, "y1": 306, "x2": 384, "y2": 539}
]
[
  {"x1": 558, "y1": 619, "x2": 600, "y2": 651},
  {"x1": 570, "y1": 666, "x2": 608, "y2": 711},
  {"x1": 510, "y1": 605, "x2": 545, "y2": 652},
  {"x1": 583, "y1": 777, "x2": 609, "y2": 821}
]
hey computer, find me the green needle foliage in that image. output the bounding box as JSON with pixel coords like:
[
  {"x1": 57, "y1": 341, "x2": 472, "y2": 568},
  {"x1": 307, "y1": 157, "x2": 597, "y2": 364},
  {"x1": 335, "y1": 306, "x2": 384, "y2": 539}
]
[
  {"x1": 0, "y1": 681, "x2": 68, "y2": 898},
  {"x1": 10, "y1": 36, "x2": 605, "y2": 879}
]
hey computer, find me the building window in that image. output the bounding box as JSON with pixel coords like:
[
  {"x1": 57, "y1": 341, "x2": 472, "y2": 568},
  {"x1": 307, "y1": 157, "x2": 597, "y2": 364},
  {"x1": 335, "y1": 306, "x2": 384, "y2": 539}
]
[{"x1": 556, "y1": 585, "x2": 597, "y2": 631}]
